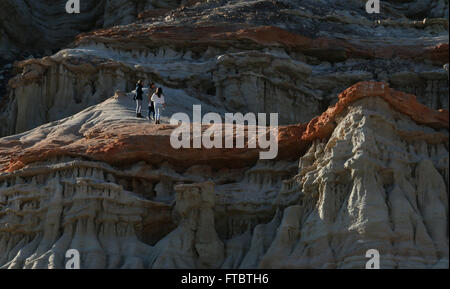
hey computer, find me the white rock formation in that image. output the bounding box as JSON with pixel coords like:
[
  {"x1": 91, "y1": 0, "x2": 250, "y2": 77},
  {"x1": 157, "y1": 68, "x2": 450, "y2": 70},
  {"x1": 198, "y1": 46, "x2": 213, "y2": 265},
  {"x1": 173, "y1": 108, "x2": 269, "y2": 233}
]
[
  {"x1": 1, "y1": 0, "x2": 448, "y2": 137},
  {"x1": 0, "y1": 0, "x2": 448, "y2": 270},
  {"x1": 150, "y1": 182, "x2": 224, "y2": 269},
  {"x1": 270, "y1": 97, "x2": 449, "y2": 268},
  {"x1": 0, "y1": 95, "x2": 447, "y2": 269}
]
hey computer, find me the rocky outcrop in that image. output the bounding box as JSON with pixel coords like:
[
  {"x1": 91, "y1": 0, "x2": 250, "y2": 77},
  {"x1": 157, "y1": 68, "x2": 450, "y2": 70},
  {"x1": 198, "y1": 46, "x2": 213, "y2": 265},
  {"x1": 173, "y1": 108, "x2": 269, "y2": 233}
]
[
  {"x1": 302, "y1": 81, "x2": 449, "y2": 141},
  {"x1": 270, "y1": 96, "x2": 448, "y2": 268},
  {"x1": 0, "y1": 0, "x2": 448, "y2": 270},
  {"x1": 1, "y1": 0, "x2": 448, "y2": 137},
  {"x1": 0, "y1": 81, "x2": 445, "y2": 173},
  {"x1": 0, "y1": 81, "x2": 447, "y2": 269},
  {"x1": 0, "y1": 89, "x2": 304, "y2": 173}
]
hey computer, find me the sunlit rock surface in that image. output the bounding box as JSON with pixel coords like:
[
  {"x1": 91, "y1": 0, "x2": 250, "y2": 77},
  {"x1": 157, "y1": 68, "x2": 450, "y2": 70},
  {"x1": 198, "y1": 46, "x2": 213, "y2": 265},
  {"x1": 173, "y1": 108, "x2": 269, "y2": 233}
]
[
  {"x1": 0, "y1": 82, "x2": 447, "y2": 269},
  {"x1": 0, "y1": 0, "x2": 448, "y2": 136},
  {"x1": 0, "y1": 0, "x2": 448, "y2": 269}
]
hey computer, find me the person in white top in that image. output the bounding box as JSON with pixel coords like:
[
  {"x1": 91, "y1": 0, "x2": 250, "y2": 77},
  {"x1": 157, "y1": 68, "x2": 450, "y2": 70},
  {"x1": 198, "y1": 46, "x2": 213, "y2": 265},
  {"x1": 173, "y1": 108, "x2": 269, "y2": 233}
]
[{"x1": 151, "y1": 87, "x2": 166, "y2": 124}]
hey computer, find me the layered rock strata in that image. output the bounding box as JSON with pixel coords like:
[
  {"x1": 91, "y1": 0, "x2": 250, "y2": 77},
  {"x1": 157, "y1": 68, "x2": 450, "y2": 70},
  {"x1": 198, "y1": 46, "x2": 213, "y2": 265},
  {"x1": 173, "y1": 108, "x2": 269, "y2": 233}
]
[
  {"x1": 1, "y1": 0, "x2": 448, "y2": 137},
  {"x1": 0, "y1": 81, "x2": 447, "y2": 269}
]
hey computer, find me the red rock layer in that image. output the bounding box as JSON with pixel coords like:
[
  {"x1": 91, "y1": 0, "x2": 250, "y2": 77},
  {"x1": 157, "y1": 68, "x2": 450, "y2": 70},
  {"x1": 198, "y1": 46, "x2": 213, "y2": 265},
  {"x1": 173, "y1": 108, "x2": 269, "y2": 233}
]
[
  {"x1": 302, "y1": 81, "x2": 449, "y2": 141},
  {"x1": 75, "y1": 25, "x2": 449, "y2": 64},
  {"x1": 0, "y1": 121, "x2": 308, "y2": 173},
  {"x1": 0, "y1": 82, "x2": 448, "y2": 173}
]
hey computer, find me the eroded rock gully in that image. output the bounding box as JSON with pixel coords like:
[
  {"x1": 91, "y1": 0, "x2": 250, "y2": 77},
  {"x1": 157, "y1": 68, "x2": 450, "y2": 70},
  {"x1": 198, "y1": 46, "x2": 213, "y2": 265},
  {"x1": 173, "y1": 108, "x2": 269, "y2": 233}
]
[{"x1": 0, "y1": 81, "x2": 448, "y2": 269}]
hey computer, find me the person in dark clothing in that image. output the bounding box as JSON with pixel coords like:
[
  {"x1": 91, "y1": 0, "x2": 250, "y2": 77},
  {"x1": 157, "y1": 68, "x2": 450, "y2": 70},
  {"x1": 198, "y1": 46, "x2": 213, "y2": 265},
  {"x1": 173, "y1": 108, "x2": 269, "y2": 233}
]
[
  {"x1": 135, "y1": 80, "x2": 144, "y2": 118},
  {"x1": 147, "y1": 82, "x2": 156, "y2": 120}
]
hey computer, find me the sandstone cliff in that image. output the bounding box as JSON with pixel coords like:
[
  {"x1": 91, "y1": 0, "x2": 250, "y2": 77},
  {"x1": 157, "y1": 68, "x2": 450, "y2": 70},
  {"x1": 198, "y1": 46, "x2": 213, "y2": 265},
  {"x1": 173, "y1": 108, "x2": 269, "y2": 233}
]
[
  {"x1": 0, "y1": 82, "x2": 447, "y2": 269},
  {"x1": 0, "y1": 0, "x2": 448, "y2": 136},
  {"x1": 0, "y1": 0, "x2": 448, "y2": 270}
]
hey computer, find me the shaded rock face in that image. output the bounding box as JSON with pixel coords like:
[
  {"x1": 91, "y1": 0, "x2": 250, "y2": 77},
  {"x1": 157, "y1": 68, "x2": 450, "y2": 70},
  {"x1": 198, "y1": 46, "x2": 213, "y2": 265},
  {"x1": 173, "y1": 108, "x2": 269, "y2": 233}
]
[
  {"x1": 0, "y1": 162, "x2": 174, "y2": 269},
  {"x1": 0, "y1": 153, "x2": 296, "y2": 269},
  {"x1": 394, "y1": 0, "x2": 449, "y2": 19},
  {"x1": 0, "y1": 92, "x2": 447, "y2": 269},
  {"x1": 151, "y1": 182, "x2": 225, "y2": 269},
  {"x1": 0, "y1": 0, "x2": 448, "y2": 136},
  {"x1": 0, "y1": 0, "x2": 185, "y2": 62}
]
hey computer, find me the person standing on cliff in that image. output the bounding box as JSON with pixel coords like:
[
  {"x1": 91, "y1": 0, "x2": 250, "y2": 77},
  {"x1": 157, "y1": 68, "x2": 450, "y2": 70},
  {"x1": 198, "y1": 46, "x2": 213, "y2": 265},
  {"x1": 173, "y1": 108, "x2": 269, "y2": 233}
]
[
  {"x1": 147, "y1": 82, "x2": 156, "y2": 121},
  {"x1": 151, "y1": 87, "x2": 166, "y2": 124},
  {"x1": 135, "y1": 80, "x2": 144, "y2": 118}
]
